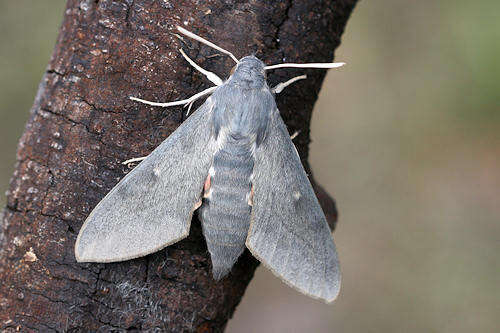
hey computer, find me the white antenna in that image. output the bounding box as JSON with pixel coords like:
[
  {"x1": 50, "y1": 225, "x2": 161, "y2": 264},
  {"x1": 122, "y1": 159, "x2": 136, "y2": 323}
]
[
  {"x1": 177, "y1": 26, "x2": 239, "y2": 64},
  {"x1": 264, "y1": 62, "x2": 345, "y2": 70}
]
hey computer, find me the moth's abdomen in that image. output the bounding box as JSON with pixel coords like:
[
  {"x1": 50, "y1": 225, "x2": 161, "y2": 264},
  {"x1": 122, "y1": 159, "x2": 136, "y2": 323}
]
[{"x1": 199, "y1": 138, "x2": 254, "y2": 279}]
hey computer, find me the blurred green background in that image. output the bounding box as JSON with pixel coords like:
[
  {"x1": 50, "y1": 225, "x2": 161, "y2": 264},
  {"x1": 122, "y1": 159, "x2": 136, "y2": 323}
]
[{"x1": 1, "y1": 1, "x2": 498, "y2": 332}]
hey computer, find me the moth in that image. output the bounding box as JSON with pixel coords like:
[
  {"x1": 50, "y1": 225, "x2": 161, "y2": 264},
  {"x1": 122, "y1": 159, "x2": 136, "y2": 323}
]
[{"x1": 75, "y1": 26, "x2": 343, "y2": 303}]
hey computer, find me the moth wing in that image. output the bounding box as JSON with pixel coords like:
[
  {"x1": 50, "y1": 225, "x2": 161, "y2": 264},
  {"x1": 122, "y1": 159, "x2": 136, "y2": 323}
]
[
  {"x1": 246, "y1": 109, "x2": 341, "y2": 303},
  {"x1": 75, "y1": 100, "x2": 216, "y2": 263}
]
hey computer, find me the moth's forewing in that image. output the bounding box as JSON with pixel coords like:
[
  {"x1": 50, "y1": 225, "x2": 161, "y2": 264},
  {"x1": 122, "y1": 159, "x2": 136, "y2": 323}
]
[{"x1": 75, "y1": 99, "x2": 216, "y2": 263}]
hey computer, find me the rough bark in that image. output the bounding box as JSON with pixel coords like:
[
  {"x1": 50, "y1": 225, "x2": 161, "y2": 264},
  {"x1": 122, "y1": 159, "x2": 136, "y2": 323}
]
[{"x1": 0, "y1": 0, "x2": 356, "y2": 331}]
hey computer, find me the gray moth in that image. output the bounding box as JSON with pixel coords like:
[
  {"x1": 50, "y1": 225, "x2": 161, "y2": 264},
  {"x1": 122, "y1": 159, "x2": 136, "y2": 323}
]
[{"x1": 75, "y1": 26, "x2": 343, "y2": 303}]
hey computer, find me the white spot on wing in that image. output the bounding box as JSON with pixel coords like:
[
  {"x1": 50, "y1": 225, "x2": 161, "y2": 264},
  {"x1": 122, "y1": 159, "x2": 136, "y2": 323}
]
[{"x1": 293, "y1": 191, "x2": 301, "y2": 200}]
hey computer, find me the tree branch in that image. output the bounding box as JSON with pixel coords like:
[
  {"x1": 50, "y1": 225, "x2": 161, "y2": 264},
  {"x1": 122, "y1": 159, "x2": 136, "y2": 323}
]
[{"x1": 0, "y1": 0, "x2": 356, "y2": 331}]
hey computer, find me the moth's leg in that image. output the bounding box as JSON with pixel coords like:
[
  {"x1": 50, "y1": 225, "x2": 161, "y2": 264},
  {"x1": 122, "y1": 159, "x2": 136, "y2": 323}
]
[
  {"x1": 130, "y1": 86, "x2": 216, "y2": 108},
  {"x1": 272, "y1": 75, "x2": 307, "y2": 94},
  {"x1": 186, "y1": 99, "x2": 196, "y2": 116},
  {"x1": 179, "y1": 49, "x2": 223, "y2": 86},
  {"x1": 290, "y1": 130, "x2": 300, "y2": 140},
  {"x1": 129, "y1": 48, "x2": 221, "y2": 110},
  {"x1": 121, "y1": 156, "x2": 147, "y2": 166}
]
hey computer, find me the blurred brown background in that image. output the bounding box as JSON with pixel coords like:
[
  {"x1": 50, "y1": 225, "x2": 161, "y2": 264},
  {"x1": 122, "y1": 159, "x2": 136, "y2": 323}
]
[{"x1": 1, "y1": 1, "x2": 498, "y2": 332}]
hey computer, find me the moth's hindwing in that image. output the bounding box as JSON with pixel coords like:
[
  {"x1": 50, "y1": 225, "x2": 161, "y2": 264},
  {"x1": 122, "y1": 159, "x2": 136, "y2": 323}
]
[
  {"x1": 246, "y1": 109, "x2": 341, "y2": 303},
  {"x1": 75, "y1": 99, "x2": 216, "y2": 263}
]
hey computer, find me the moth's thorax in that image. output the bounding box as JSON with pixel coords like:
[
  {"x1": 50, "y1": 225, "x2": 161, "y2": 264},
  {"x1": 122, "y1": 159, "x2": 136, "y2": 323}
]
[
  {"x1": 210, "y1": 55, "x2": 274, "y2": 152},
  {"x1": 227, "y1": 56, "x2": 266, "y2": 89}
]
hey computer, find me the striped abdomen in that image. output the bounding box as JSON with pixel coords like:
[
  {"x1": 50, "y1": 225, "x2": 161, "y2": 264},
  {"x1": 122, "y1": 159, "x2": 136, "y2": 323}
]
[{"x1": 199, "y1": 136, "x2": 254, "y2": 279}]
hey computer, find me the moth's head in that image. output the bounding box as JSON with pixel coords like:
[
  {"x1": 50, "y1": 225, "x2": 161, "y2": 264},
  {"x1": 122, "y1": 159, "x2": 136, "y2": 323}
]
[
  {"x1": 175, "y1": 26, "x2": 345, "y2": 91},
  {"x1": 228, "y1": 56, "x2": 266, "y2": 88}
]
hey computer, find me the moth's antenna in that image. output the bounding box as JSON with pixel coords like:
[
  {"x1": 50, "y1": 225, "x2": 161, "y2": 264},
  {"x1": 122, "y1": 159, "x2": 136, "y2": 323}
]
[
  {"x1": 264, "y1": 62, "x2": 345, "y2": 70},
  {"x1": 177, "y1": 26, "x2": 239, "y2": 64},
  {"x1": 272, "y1": 75, "x2": 307, "y2": 94}
]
